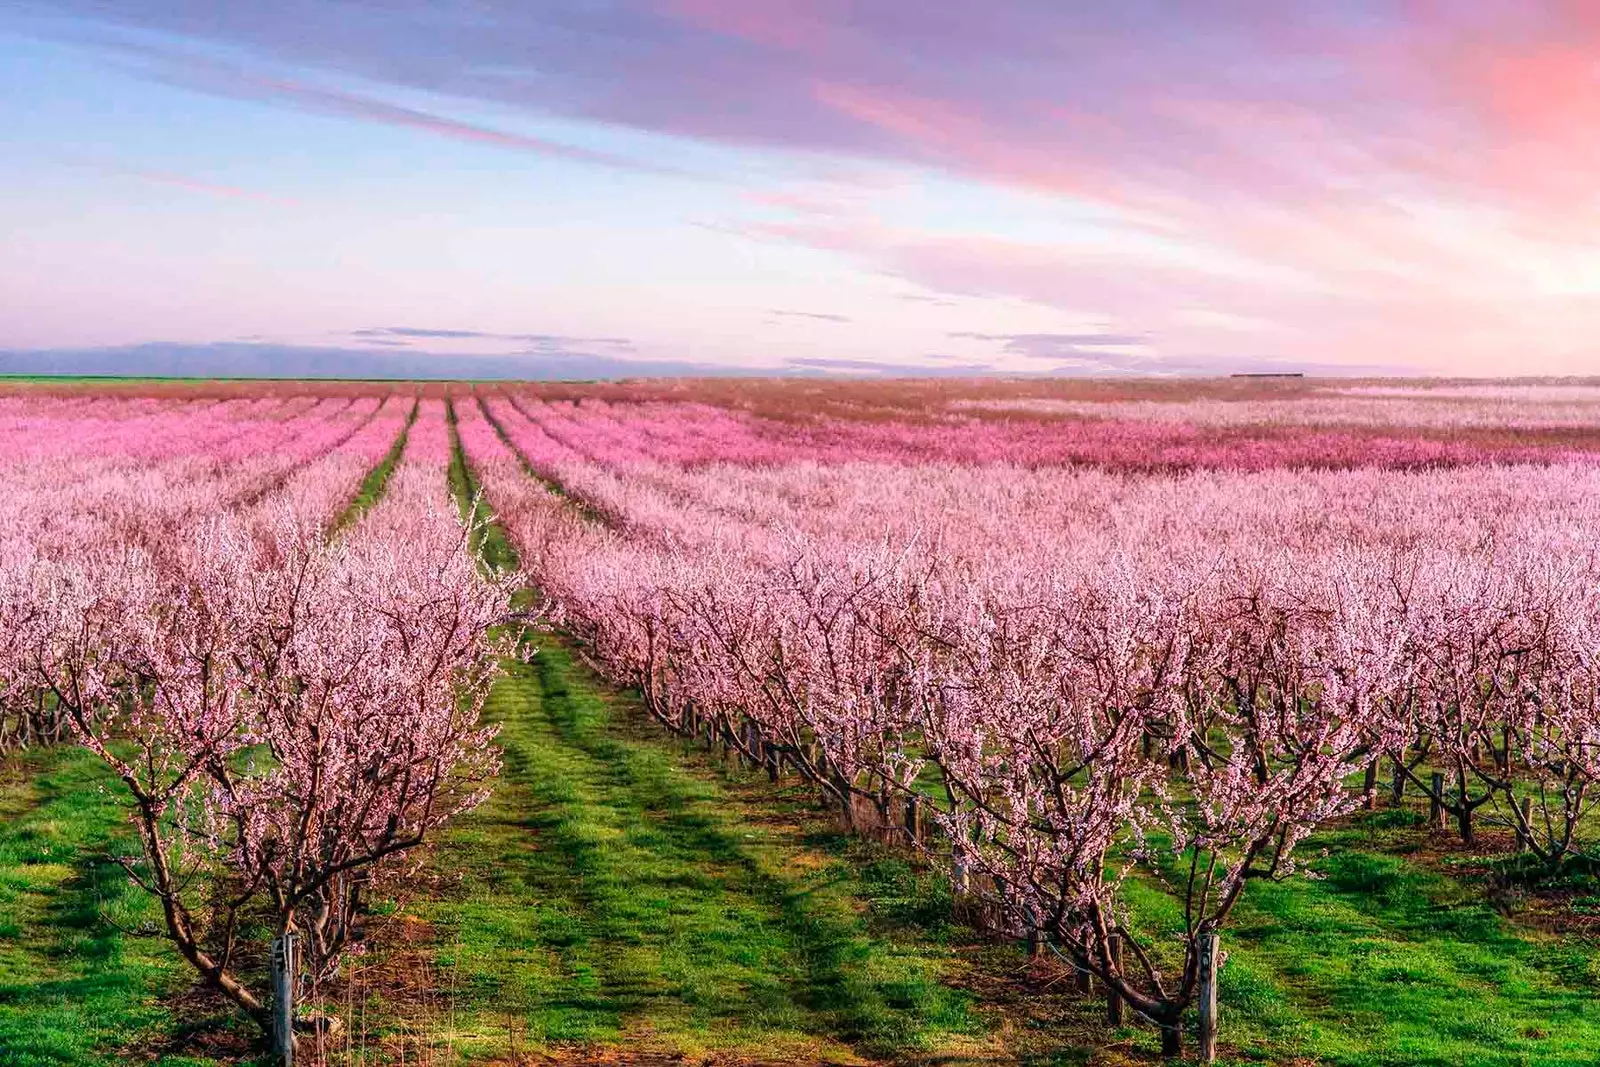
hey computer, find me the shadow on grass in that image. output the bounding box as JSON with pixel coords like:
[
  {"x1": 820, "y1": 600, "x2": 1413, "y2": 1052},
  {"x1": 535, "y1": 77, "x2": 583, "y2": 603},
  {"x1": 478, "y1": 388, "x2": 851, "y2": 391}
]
[
  {"x1": 406, "y1": 640, "x2": 978, "y2": 1062},
  {"x1": 0, "y1": 749, "x2": 237, "y2": 1066}
]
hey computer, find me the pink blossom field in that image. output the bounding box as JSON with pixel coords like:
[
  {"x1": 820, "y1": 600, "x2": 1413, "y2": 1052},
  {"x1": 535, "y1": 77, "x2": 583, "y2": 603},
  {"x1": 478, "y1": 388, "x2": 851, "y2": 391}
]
[{"x1": 5, "y1": 379, "x2": 1600, "y2": 1065}]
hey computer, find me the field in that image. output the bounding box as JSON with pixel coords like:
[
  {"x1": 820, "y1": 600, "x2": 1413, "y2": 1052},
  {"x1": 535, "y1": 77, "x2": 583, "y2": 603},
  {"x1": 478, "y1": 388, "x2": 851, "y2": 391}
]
[{"x1": 7, "y1": 377, "x2": 1600, "y2": 1067}]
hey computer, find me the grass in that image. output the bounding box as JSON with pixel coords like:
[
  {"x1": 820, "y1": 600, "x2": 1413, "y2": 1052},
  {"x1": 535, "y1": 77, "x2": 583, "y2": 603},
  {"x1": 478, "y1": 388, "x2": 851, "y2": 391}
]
[
  {"x1": 1199, "y1": 816, "x2": 1600, "y2": 1066},
  {"x1": 0, "y1": 746, "x2": 245, "y2": 1067},
  {"x1": 330, "y1": 396, "x2": 419, "y2": 533},
  {"x1": 12, "y1": 652, "x2": 1600, "y2": 1065},
  {"x1": 412, "y1": 397, "x2": 996, "y2": 1062},
  {"x1": 444, "y1": 398, "x2": 521, "y2": 574},
  {"x1": 1100, "y1": 806, "x2": 1600, "y2": 1066},
  {"x1": 373, "y1": 639, "x2": 989, "y2": 1062}
]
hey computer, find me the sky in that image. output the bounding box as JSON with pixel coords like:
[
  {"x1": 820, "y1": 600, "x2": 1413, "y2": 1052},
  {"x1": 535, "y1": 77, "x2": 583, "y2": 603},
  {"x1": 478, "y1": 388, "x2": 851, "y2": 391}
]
[{"x1": 3, "y1": 1, "x2": 1600, "y2": 378}]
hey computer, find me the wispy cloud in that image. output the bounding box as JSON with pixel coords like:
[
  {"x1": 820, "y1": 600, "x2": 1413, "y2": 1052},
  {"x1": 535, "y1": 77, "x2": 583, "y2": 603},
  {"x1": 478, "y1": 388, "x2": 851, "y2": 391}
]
[
  {"x1": 76, "y1": 37, "x2": 683, "y2": 175},
  {"x1": 352, "y1": 326, "x2": 634, "y2": 348},
  {"x1": 770, "y1": 308, "x2": 852, "y2": 323},
  {"x1": 953, "y1": 331, "x2": 1406, "y2": 378},
  {"x1": 950, "y1": 331, "x2": 1149, "y2": 348},
  {"x1": 63, "y1": 154, "x2": 297, "y2": 205}
]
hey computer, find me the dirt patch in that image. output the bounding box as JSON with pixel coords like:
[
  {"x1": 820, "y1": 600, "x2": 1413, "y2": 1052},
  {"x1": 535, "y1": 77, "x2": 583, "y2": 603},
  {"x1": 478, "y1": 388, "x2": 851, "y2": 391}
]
[
  {"x1": 126, "y1": 981, "x2": 256, "y2": 1063},
  {"x1": 487, "y1": 1053, "x2": 794, "y2": 1067}
]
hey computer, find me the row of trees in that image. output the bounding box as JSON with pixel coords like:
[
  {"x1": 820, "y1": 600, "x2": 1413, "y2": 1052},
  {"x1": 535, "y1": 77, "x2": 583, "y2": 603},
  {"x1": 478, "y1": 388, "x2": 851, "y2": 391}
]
[
  {"x1": 457, "y1": 392, "x2": 1600, "y2": 1059},
  {"x1": 0, "y1": 405, "x2": 523, "y2": 1046},
  {"x1": 0, "y1": 394, "x2": 414, "y2": 756},
  {"x1": 550, "y1": 542, "x2": 1600, "y2": 1055}
]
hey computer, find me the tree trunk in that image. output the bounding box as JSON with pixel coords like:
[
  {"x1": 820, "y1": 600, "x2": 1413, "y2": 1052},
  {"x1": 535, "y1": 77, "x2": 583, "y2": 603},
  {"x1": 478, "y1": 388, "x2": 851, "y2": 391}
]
[
  {"x1": 1160, "y1": 1019, "x2": 1183, "y2": 1058},
  {"x1": 1106, "y1": 935, "x2": 1125, "y2": 1025},
  {"x1": 135, "y1": 803, "x2": 269, "y2": 1027}
]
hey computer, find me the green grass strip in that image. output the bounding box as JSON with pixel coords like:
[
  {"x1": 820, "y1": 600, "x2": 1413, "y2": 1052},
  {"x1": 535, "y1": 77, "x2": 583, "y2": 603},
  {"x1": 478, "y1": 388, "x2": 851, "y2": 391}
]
[{"x1": 329, "y1": 392, "x2": 419, "y2": 534}]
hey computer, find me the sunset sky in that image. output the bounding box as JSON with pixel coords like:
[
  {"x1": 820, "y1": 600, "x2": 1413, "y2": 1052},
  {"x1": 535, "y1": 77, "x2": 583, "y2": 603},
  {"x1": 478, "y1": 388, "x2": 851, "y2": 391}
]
[{"x1": 4, "y1": 2, "x2": 1600, "y2": 378}]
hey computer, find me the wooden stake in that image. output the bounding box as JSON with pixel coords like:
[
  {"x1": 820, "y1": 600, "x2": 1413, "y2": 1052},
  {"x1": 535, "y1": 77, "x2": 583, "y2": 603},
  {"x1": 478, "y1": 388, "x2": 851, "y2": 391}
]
[
  {"x1": 905, "y1": 794, "x2": 923, "y2": 843},
  {"x1": 1107, "y1": 935, "x2": 1125, "y2": 1025},
  {"x1": 1197, "y1": 931, "x2": 1220, "y2": 1064},
  {"x1": 272, "y1": 933, "x2": 296, "y2": 1066}
]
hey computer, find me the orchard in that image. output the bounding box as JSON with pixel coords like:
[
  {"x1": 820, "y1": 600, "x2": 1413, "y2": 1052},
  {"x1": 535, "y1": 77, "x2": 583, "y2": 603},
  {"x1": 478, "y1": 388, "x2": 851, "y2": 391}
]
[{"x1": 7, "y1": 380, "x2": 1600, "y2": 1064}]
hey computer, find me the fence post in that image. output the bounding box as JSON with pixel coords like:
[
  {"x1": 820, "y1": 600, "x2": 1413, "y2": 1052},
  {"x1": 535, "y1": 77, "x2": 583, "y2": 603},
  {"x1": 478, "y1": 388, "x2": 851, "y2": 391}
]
[
  {"x1": 1197, "y1": 931, "x2": 1220, "y2": 1064},
  {"x1": 1429, "y1": 772, "x2": 1446, "y2": 830},
  {"x1": 271, "y1": 932, "x2": 296, "y2": 1066},
  {"x1": 904, "y1": 795, "x2": 922, "y2": 844},
  {"x1": 1020, "y1": 902, "x2": 1041, "y2": 958},
  {"x1": 1074, "y1": 955, "x2": 1092, "y2": 995},
  {"x1": 1106, "y1": 934, "x2": 1125, "y2": 1025}
]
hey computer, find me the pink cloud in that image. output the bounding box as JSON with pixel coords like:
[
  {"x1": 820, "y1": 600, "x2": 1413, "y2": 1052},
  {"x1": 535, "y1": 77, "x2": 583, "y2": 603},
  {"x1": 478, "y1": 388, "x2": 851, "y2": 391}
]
[
  {"x1": 65, "y1": 155, "x2": 299, "y2": 205},
  {"x1": 30, "y1": 1, "x2": 1600, "y2": 372},
  {"x1": 127, "y1": 168, "x2": 294, "y2": 205},
  {"x1": 661, "y1": 0, "x2": 830, "y2": 51}
]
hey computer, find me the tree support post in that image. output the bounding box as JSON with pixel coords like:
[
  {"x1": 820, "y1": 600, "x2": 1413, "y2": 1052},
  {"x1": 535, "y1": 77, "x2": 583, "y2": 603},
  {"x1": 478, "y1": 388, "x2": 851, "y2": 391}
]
[
  {"x1": 1197, "y1": 931, "x2": 1221, "y2": 1064},
  {"x1": 1074, "y1": 956, "x2": 1092, "y2": 995},
  {"x1": 904, "y1": 794, "x2": 922, "y2": 845},
  {"x1": 271, "y1": 933, "x2": 297, "y2": 1066},
  {"x1": 1106, "y1": 934, "x2": 1125, "y2": 1025}
]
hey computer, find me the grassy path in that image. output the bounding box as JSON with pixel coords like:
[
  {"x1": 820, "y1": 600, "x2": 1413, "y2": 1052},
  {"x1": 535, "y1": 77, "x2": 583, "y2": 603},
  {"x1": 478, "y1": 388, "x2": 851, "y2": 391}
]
[{"x1": 396, "y1": 639, "x2": 990, "y2": 1063}]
